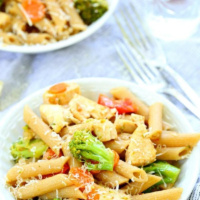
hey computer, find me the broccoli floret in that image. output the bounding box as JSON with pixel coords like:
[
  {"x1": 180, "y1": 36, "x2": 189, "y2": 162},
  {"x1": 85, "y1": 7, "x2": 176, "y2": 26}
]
[
  {"x1": 10, "y1": 138, "x2": 48, "y2": 160},
  {"x1": 74, "y1": 0, "x2": 108, "y2": 25},
  {"x1": 69, "y1": 130, "x2": 114, "y2": 171},
  {"x1": 143, "y1": 161, "x2": 180, "y2": 192}
]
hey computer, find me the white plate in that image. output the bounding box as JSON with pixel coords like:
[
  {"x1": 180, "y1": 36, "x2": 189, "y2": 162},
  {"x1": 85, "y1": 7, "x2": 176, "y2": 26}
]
[
  {"x1": 0, "y1": 78, "x2": 199, "y2": 200},
  {"x1": 0, "y1": 0, "x2": 118, "y2": 54}
]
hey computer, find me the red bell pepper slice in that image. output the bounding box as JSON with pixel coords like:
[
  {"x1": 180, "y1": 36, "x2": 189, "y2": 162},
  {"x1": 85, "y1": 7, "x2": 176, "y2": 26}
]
[{"x1": 98, "y1": 94, "x2": 137, "y2": 114}]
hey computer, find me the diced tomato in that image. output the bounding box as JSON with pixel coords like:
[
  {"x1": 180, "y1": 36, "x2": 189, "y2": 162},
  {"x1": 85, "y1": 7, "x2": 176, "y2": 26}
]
[
  {"x1": 42, "y1": 149, "x2": 68, "y2": 179},
  {"x1": 42, "y1": 163, "x2": 70, "y2": 179},
  {"x1": 43, "y1": 148, "x2": 63, "y2": 160},
  {"x1": 69, "y1": 167, "x2": 94, "y2": 188},
  {"x1": 49, "y1": 83, "x2": 67, "y2": 94},
  {"x1": 61, "y1": 163, "x2": 70, "y2": 174},
  {"x1": 98, "y1": 94, "x2": 137, "y2": 114},
  {"x1": 113, "y1": 150, "x2": 119, "y2": 168},
  {"x1": 87, "y1": 186, "x2": 100, "y2": 200}
]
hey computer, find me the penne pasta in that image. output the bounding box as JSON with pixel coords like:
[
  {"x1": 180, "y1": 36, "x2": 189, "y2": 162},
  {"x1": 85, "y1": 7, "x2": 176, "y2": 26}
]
[
  {"x1": 95, "y1": 171, "x2": 129, "y2": 188},
  {"x1": 156, "y1": 146, "x2": 191, "y2": 160},
  {"x1": 114, "y1": 160, "x2": 148, "y2": 182},
  {"x1": 148, "y1": 102, "x2": 163, "y2": 140},
  {"x1": 16, "y1": 174, "x2": 73, "y2": 199},
  {"x1": 0, "y1": 31, "x2": 22, "y2": 45},
  {"x1": 6, "y1": 156, "x2": 69, "y2": 183},
  {"x1": 104, "y1": 133, "x2": 130, "y2": 154},
  {"x1": 23, "y1": 105, "x2": 62, "y2": 155},
  {"x1": 132, "y1": 188, "x2": 183, "y2": 200},
  {"x1": 45, "y1": 0, "x2": 69, "y2": 34},
  {"x1": 59, "y1": 0, "x2": 87, "y2": 31},
  {"x1": 154, "y1": 131, "x2": 200, "y2": 147},
  {"x1": 121, "y1": 174, "x2": 162, "y2": 195},
  {"x1": 39, "y1": 186, "x2": 87, "y2": 199}
]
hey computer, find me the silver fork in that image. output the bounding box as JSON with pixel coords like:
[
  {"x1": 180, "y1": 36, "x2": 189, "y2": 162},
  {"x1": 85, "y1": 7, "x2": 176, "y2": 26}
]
[{"x1": 115, "y1": 3, "x2": 200, "y2": 119}]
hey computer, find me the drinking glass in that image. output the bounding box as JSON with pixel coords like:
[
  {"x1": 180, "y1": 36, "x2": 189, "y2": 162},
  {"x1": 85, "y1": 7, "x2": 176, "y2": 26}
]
[{"x1": 145, "y1": 0, "x2": 200, "y2": 41}]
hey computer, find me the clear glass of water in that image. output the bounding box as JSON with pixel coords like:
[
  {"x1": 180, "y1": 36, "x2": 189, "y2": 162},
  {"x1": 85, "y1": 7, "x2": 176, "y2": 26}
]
[{"x1": 145, "y1": 0, "x2": 200, "y2": 41}]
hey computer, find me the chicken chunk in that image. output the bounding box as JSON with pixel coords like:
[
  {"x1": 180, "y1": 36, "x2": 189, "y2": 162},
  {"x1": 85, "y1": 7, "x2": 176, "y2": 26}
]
[
  {"x1": 126, "y1": 135, "x2": 156, "y2": 166},
  {"x1": 69, "y1": 94, "x2": 116, "y2": 122},
  {"x1": 43, "y1": 82, "x2": 80, "y2": 105},
  {"x1": 40, "y1": 104, "x2": 78, "y2": 133}
]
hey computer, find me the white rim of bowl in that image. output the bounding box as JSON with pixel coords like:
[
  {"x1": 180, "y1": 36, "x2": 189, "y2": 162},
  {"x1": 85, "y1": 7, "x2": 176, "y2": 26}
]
[
  {"x1": 0, "y1": 0, "x2": 119, "y2": 54},
  {"x1": 0, "y1": 77, "x2": 199, "y2": 200}
]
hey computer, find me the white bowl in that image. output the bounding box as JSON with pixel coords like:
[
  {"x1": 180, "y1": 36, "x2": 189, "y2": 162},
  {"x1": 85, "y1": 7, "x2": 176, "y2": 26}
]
[
  {"x1": 0, "y1": 78, "x2": 199, "y2": 200},
  {"x1": 0, "y1": 0, "x2": 118, "y2": 54}
]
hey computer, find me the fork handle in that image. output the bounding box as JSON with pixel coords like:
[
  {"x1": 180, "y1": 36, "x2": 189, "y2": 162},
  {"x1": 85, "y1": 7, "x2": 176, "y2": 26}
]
[
  {"x1": 164, "y1": 88, "x2": 200, "y2": 120},
  {"x1": 161, "y1": 65, "x2": 200, "y2": 109}
]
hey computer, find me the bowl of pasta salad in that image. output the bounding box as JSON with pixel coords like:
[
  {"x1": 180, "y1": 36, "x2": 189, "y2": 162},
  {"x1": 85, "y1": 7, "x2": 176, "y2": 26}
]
[
  {"x1": 0, "y1": 0, "x2": 118, "y2": 53},
  {"x1": 0, "y1": 78, "x2": 200, "y2": 200}
]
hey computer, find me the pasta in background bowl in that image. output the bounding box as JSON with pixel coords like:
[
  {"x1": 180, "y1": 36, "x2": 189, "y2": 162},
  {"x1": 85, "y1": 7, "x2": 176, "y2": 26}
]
[
  {"x1": 0, "y1": 0, "x2": 118, "y2": 53},
  {"x1": 0, "y1": 77, "x2": 200, "y2": 200}
]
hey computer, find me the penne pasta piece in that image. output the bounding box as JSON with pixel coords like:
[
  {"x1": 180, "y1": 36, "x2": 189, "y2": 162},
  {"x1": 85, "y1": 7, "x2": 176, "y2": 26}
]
[
  {"x1": 148, "y1": 102, "x2": 163, "y2": 140},
  {"x1": 132, "y1": 187, "x2": 183, "y2": 200},
  {"x1": 121, "y1": 174, "x2": 162, "y2": 195},
  {"x1": 115, "y1": 118, "x2": 137, "y2": 133},
  {"x1": 59, "y1": 0, "x2": 87, "y2": 31},
  {"x1": 97, "y1": 186, "x2": 131, "y2": 200},
  {"x1": 16, "y1": 174, "x2": 73, "y2": 199},
  {"x1": 25, "y1": 33, "x2": 56, "y2": 45},
  {"x1": 43, "y1": 82, "x2": 80, "y2": 105},
  {"x1": 35, "y1": 18, "x2": 56, "y2": 37},
  {"x1": 39, "y1": 186, "x2": 87, "y2": 199},
  {"x1": 12, "y1": 18, "x2": 26, "y2": 40},
  {"x1": 6, "y1": 156, "x2": 69, "y2": 183},
  {"x1": 45, "y1": 0, "x2": 69, "y2": 34},
  {"x1": 154, "y1": 131, "x2": 200, "y2": 147},
  {"x1": 114, "y1": 160, "x2": 148, "y2": 182},
  {"x1": 0, "y1": 31, "x2": 22, "y2": 45},
  {"x1": 95, "y1": 171, "x2": 129, "y2": 188},
  {"x1": 156, "y1": 146, "x2": 191, "y2": 160},
  {"x1": 23, "y1": 105, "x2": 62, "y2": 155},
  {"x1": 126, "y1": 134, "x2": 156, "y2": 166},
  {"x1": 104, "y1": 133, "x2": 130, "y2": 154},
  {"x1": 110, "y1": 87, "x2": 149, "y2": 120}
]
